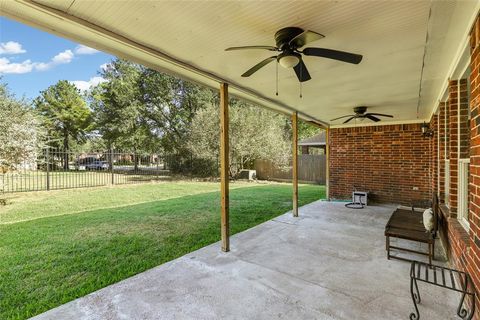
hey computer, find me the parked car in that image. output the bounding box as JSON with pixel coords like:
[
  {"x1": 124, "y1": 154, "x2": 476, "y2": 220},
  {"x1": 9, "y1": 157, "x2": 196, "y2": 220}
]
[
  {"x1": 85, "y1": 160, "x2": 109, "y2": 171},
  {"x1": 75, "y1": 157, "x2": 97, "y2": 170}
]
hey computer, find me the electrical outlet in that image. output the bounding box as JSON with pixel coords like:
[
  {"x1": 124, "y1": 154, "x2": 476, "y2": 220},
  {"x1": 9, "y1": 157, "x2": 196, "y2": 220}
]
[{"x1": 413, "y1": 187, "x2": 419, "y2": 191}]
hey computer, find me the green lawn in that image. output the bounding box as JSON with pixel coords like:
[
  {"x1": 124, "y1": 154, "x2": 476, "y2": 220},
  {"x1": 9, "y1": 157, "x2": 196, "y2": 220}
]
[
  {"x1": 0, "y1": 182, "x2": 325, "y2": 320},
  {"x1": 2, "y1": 181, "x2": 225, "y2": 224}
]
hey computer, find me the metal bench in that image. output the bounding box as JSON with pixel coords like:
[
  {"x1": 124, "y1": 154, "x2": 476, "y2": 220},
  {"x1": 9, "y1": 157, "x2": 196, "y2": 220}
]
[{"x1": 385, "y1": 195, "x2": 438, "y2": 265}]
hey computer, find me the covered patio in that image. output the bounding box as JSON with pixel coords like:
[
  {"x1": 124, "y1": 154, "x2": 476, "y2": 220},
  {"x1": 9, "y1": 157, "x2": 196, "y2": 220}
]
[
  {"x1": 31, "y1": 201, "x2": 457, "y2": 320},
  {"x1": 3, "y1": 0, "x2": 480, "y2": 318}
]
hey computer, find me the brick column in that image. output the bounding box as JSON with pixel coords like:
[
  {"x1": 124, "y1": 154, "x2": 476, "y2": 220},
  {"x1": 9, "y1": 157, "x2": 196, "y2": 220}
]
[
  {"x1": 439, "y1": 102, "x2": 446, "y2": 203},
  {"x1": 449, "y1": 80, "x2": 459, "y2": 216},
  {"x1": 430, "y1": 114, "x2": 438, "y2": 197},
  {"x1": 459, "y1": 79, "x2": 470, "y2": 158}
]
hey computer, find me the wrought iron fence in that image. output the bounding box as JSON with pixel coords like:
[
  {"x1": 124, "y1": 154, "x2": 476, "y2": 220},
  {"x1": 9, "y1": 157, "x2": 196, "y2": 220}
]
[
  {"x1": 0, "y1": 149, "x2": 176, "y2": 193},
  {"x1": 2, "y1": 147, "x2": 316, "y2": 193}
]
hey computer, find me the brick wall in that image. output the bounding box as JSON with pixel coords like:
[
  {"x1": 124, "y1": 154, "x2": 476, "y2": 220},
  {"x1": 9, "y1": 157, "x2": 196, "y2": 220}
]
[
  {"x1": 464, "y1": 14, "x2": 480, "y2": 317},
  {"x1": 329, "y1": 124, "x2": 431, "y2": 205},
  {"x1": 447, "y1": 217, "x2": 471, "y2": 269},
  {"x1": 436, "y1": 16, "x2": 479, "y2": 318}
]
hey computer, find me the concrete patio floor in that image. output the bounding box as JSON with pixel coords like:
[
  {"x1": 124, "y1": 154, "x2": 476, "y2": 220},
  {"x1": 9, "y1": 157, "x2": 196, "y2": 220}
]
[{"x1": 32, "y1": 201, "x2": 461, "y2": 320}]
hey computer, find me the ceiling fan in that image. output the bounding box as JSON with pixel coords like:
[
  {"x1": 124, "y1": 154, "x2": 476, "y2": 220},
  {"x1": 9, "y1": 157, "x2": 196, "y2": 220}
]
[
  {"x1": 225, "y1": 27, "x2": 363, "y2": 82},
  {"x1": 330, "y1": 106, "x2": 393, "y2": 124}
]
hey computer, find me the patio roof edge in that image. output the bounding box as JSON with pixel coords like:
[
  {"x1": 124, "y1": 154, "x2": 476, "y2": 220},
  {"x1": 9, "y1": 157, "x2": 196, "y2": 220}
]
[
  {"x1": 2, "y1": 0, "x2": 329, "y2": 128},
  {"x1": 428, "y1": 4, "x2": 480, "y2": 122},
  {"x1": 330, "y1": 119, "x2": 426, "y2": 129}
]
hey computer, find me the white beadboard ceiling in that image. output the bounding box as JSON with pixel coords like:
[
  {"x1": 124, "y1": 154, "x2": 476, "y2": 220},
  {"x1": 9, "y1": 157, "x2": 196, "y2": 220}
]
[{"x1": 1, "y1": 0, "x2": 479, "y2": 127}]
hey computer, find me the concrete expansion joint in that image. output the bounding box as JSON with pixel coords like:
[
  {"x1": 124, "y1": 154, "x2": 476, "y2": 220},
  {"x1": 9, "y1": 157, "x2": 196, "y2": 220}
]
[{"x1": 271, "y1": 219, "x2": 298, "y2": 226}]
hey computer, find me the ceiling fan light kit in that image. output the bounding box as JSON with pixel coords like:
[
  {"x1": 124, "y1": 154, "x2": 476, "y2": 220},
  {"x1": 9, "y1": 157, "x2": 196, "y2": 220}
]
[
  {"x1": 225, "y1": 26, "x2": 363, "y2": 85},
  {"x1": 225, "y1": 27, "x2": 368, "y2": 113},
  {"x1": 278, "y1": 52, "x2": 300, "y2": 68},
  {"x1": 330, "y1": 106, "x2": 394, "y2": 124}
]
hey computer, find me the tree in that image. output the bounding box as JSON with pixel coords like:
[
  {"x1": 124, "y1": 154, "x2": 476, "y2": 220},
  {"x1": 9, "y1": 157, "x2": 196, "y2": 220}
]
[
  {"x1": 91, "y1": 59, "x2": 159, "y2": 171},
  {"x1": 90, "y1": 59, "x2": 158, "y2": 170},
  {"x1": 0, "y1": 82, "x2": 44, "y2": 173},
  {"x1": 298, "y1": 121, "x2": 322, "y2": 140},
  {"x1": 139, "y1": 67, "x2": 216, "y2": 153},
  {"x1": 90, "y1": 58, "x2": 216, "y2": 163},
  {"x1": 187, "y1": 99, "x2": 290, "y2": 177},
  {"x1": 35, "y1": 80, "x2": 91, "y2": 169}
]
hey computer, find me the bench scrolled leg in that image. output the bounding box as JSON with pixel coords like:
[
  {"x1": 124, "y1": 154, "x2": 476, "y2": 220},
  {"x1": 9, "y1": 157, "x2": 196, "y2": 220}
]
[
  {"x1": 386, "y1": 236, "x2": 390, "y2": 259},
  {"x1": 456, "y1": 290, "x2": 475, "y2": 320},
  {"x1": 410, "y1": 276, "x2": 421, "y2": 320}
]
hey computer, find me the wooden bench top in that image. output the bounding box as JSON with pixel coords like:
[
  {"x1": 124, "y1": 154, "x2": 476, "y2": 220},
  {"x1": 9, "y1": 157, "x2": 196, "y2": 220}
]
[
  {"x1": 386, "y1": 209, "x2": 426, "y2": 232},
  {"x1": 385, "y1": 208, "x2": 434, "y2": 242}
]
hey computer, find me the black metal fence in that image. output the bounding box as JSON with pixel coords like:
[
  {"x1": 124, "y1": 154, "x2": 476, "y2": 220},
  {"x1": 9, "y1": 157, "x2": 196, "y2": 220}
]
[
  {"x1": 0, "y1": 149, "x2": 175, "y2": 193},
  {"x1": 2, "y1": 148, "x2": 306, "y2": 193}
]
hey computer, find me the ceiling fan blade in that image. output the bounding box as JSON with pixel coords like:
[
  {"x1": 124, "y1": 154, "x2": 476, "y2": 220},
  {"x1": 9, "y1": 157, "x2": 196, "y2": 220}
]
[
  {"x1": 367, "y1": 113, "x2": 394, "y2": 118},
  {"x1": 302, "y1": 47, "x2": 363, "y2": 64},
  {"x1": 366, "y1": 115, "x2": 381, "y2": 122},
  {"x1": 241, "y1": 56, "x2": 277, "y2": 77},
  {"x1": 293, "y1": 59, "x2": 311, "y2": 82},
  {"x1": 330, "y1": 115, "x2": 355, "y2": 121},
  {"x1": 289, "y1": 30, "x2": 325, "y2": 48},
  {"x1": 226, "y1": 46, "x2": 278, "y2": 51},
  {"x1": 343, "y1": 116, "x2": 356, "y2": 124}
]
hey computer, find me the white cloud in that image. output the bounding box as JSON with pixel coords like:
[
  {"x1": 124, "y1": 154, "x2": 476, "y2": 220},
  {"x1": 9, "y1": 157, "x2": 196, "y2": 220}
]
[
  {"x1": 100, "y1": 63, "x2": 110, "y2": 71},
  {"x1": 75, "y1": 45, "x2": 99, "y2": 55},
  {"x1": 70, "y1": 80, "x2": 90, "y2": 91},
  {"x1": 0, "y1": 57, "x2": 34, "y2": 74},
  {"x1": 70, "y1": 76, "x2": 106, "y2": 91},
  {"x1": 34, "y1": 62, "x2": 50, "y2": 72},
  {"x1": 0, "y1": 41, "x2": 26, "y2": 55},
  {"x1": 35, "y1": 49, "x2": 75, "y2": 72},
  {"x1": 52, "y1": 49, "x2": 74, "y2": 64},
  {"x1": 0, "y1": 49, "x2": 76, "y2": 74}
]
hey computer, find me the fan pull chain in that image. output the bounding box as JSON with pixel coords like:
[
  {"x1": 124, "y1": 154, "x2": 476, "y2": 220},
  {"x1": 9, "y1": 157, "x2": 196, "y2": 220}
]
[{"x1": 275, "y1": 61, "x2": 279, "y2": 96}]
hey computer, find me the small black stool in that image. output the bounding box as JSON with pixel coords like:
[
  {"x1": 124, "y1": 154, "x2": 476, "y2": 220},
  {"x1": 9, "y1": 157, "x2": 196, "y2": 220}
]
[{"x1": 409, "y1": 261, "x2": 476, "y2": 320}]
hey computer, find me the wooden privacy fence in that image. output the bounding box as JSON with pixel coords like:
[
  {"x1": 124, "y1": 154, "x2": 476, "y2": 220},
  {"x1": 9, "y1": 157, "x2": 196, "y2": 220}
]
[{"x1": 255, "y1": 155, "x2": 326, "y2": 184}]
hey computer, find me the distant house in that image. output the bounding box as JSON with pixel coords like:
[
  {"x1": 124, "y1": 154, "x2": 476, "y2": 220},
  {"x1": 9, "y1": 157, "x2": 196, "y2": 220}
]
[{"x1": 299, "y1": 131, "x2": 326, "y2": 155}]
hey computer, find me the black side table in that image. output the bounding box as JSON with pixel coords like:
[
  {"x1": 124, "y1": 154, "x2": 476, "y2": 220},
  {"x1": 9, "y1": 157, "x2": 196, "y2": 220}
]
[{"x1": 409, "y1": 261, "x2": 476, "y2": 320}]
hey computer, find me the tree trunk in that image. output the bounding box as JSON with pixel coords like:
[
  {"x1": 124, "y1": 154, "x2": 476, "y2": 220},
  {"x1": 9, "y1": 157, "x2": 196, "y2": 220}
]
[
  {"x1": 133, "y1": 148, "x2": 139, "y2": 172},
  {"x1": 63, "y1": 129, "x2": 69, "y2": 170}
]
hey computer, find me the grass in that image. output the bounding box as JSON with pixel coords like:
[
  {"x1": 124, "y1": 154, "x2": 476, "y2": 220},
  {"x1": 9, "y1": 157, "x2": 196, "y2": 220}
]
[
  {"x1": 0, "y1": 182, "x2": 325, "y2": 320},
  {"x1": 2, "y1": 181, "x2": 226, "y2": 224}
]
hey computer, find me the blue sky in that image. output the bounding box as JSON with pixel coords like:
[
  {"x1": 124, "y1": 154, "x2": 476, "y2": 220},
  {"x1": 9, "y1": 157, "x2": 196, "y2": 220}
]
[{"x1": 0, "y1": 17, "x2": 115, "y2": 100}]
